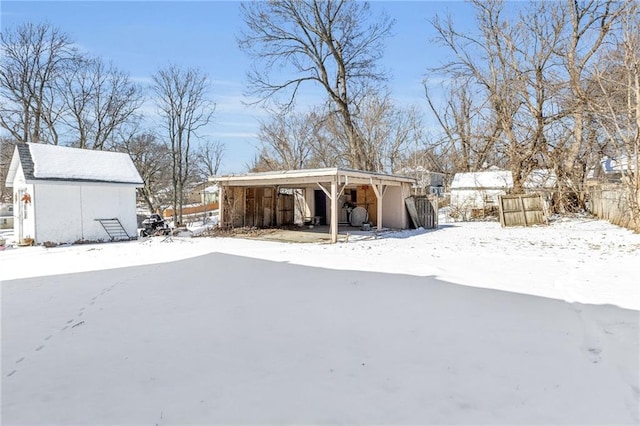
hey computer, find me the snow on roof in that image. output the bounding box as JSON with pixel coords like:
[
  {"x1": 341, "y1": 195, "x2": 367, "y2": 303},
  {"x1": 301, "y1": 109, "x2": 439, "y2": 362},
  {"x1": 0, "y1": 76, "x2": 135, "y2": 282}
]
[
  {"x1": 451, "y1": 170, "x2": 513, "y2": 189},
  {"x1": 25, "y1": 143, "x2": 143, "y2": 185}
]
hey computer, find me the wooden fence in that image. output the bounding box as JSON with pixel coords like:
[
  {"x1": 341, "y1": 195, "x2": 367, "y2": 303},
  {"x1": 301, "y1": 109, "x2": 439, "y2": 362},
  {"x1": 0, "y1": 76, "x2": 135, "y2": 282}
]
[
  {"x1": 588, "y1": 184, "x2": 639, "y2": 232},
  {"x1": 498, "y1": 194, "x2": 547, "y2": 227},
  {"x1": 163, "y1": 202, "x2": 219, "y2": 220},
  {"x1": 405, "y1": 196, "x2": 438, "y2": 229}
]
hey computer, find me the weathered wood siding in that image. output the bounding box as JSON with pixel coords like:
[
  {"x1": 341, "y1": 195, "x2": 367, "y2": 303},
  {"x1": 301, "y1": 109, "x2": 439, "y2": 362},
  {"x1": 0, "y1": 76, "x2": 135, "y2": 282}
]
[
  {"x1": 276, "y1": 192, "x2": 294, "y2": 225},
  {"x1": 221, "y1": 186, "x2": 296, "y2": 228},
  {"x1": 588, "y1": 184, "x2": 639, "y2": 232},
  {"x1": 356, "y1": 185, "x2": 377, "y2": 225},
  {"x1": 221, "y1": 187, "x2": 245, "y2": 228},
  {"x1": 498, "y1": 194, "x2": 546, "y2": 227}
]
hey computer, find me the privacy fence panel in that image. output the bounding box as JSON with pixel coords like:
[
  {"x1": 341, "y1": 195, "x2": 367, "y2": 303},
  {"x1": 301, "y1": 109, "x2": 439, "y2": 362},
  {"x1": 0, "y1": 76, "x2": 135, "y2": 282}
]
[
  {"x1": 588, "y1": 184, "x2": 639, "y2": 232},
  {"x1": 405, "y1": 196, "x2": 438, "y2": 229},
  {"x1": 498, "y1": 194, "x2": 546, "y2": 227}
]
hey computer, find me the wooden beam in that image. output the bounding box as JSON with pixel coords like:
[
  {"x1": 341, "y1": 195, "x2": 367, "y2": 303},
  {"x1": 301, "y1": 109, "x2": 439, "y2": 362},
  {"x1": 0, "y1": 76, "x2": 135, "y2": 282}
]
[
  {"x1": 317, "y1": 182, "x2": 330, "y2": 198},
  {"x1": 318, "y1": 181, "x2": 346, "y2": 199},
  {"x1": 370, "y1": 179, "x2": 387, "y2": 231},
  {"x1": 337, "y1": 182, "x2": 347, "y2": 199}
]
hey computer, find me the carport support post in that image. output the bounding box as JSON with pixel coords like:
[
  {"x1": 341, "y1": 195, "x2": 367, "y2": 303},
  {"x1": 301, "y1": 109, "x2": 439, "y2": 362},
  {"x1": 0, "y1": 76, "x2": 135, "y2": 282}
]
[
  {"x1": 218, "y1": 184, "x2": 225, "y2": 228},
  {"x1": 330, "y1": 179, "x2": 338, "y2": 243},
  {"x1": 370, "y1": 180, "x2": 387, "y2": 231}
]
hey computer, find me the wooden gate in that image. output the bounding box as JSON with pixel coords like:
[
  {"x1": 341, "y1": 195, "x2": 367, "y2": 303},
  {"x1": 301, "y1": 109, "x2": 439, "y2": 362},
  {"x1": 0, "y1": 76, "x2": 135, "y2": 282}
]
[
  {"x1": 498, "y1": 194, "x2": 546, "y2": 227},
  {"x1": 277, "y1": 192, "x2": 294, "y2": 225},
  {"x1": 405, "y1": 196, "x2": 438, "y2": 229}
]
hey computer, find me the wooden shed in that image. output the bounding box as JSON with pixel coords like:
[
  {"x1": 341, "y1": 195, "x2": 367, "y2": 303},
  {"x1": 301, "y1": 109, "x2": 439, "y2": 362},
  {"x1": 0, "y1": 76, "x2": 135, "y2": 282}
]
[{"x1": 212, "y1": 168, "x2": 416, "y2": 243}]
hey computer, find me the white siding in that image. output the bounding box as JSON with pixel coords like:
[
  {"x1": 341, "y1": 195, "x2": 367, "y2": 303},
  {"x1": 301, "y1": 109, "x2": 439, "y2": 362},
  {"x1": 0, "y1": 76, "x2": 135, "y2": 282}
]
[
  {"x1": 450, "y1": 188, "x2": 506, "y2": 210},
  {"x1": 33, "y1": 181, "x2": 138, "y2": 244},
  {"x1": 381, "y1": 185, "x2": 411, "y2": 229},
  {"x1": 11, "y1": 163, "x2": 36, "y2": 242}
]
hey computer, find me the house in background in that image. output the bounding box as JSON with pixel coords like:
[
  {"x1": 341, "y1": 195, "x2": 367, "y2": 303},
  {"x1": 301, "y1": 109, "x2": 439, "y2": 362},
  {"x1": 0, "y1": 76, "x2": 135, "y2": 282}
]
[
  {"x1": 200, "y1": 184, "x2": 219, "y2": 205},
  {"x1": 587, "y1": 156, "x2": 637, "y2": 183},
  {"x1": 5, "y1": 143, "x2": 143, "y2": 245},
  {"x1": 397, "y1": 165, "x2": 446, "y2": 196}
]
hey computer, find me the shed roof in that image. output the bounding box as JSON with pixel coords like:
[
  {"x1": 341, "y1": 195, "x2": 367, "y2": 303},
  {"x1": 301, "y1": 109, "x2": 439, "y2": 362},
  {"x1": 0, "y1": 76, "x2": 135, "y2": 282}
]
[
  {"x1": 6, "y1": 143, "x2": 143, "y2": 186},
  {"x1": 212, "y1": 167, "x2": 416, "y2": 187}
]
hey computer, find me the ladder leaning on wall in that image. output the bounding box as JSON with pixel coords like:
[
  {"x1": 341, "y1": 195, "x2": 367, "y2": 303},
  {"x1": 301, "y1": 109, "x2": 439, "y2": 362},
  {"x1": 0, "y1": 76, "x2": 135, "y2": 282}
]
[{"x1": 95, "y1": 218, "x2": 133, "y2": 241}]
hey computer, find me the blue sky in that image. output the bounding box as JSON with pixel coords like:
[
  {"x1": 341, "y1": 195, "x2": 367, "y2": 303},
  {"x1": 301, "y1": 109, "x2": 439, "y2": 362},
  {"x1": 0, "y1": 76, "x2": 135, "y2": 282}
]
[{"x1": 1, "y1": 1, "x2": 476, "y2": 174}]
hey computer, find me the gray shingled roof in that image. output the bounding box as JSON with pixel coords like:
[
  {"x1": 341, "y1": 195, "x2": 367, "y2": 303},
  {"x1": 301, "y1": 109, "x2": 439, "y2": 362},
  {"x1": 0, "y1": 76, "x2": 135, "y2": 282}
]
[{"x1": 16, "y1": 143, "x2": 35, "y2": 180}]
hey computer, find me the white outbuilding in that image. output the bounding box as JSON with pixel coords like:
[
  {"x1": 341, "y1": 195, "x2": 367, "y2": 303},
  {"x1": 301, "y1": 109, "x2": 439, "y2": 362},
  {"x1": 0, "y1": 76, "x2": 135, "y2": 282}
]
[
  {"x1": 450, "y1": 168, "x2": 514, "y2": 211},
  {"x1": 450, "y1": 168, "x2": 558, "y2": 219},
  {"x1": 5, "y1": 143, "x2": 143, "y2": 245}
]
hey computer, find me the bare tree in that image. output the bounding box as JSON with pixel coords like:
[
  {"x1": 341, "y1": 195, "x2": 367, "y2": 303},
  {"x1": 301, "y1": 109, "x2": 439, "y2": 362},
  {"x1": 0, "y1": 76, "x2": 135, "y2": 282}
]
[
  {"x1": 558, "y1": 0, "x2": 627, "y2": 208},
  {"x1": 152, "y1": 64, "x2": 215, "y2": 225},
  {"x1": 0, "y1": 137, "x2": 17, "y2": 201},
  {"x1": 115, "y1": 132, "x2": 172, "y2": 214},
  {"x1": 61, "y1": 57, "x2": 143, "y2": 150},
  {"x1": 196, "y1": 139, "x2": 225, "y2": 178},
  {"x1": 0, "y1": 22, "x2": 78, "y2": 144},
  {"x1": 355, "y1": 91, "x2": 422, "y2": 173},
  {"x1": 308, "y1": 108, "x2": 352, "y2": 168},
  {"x1": 429, "y1": 0, "x2": 621, "y2": 205},
  {"x1": 588, "y1": 2, "x2": 640, "y2": 229},
  {"x1": 425, "y1": 76, "x2": 504, "y2": 174},
  {"x1": 430, "y1": 0, "x2": 538, "y2": 191},
  {"x1": 238, "y1": 0, "x2": 394, "y2": 170},
  {"x1": 255, "y1": 112, "x2": 316, "y2": 170}
]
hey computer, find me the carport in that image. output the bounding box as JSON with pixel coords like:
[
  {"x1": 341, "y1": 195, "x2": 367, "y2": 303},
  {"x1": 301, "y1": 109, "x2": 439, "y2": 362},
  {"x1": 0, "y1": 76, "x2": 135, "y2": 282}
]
[{"x1": 211, "y1": 168, "x2": 416, "y2": 243}]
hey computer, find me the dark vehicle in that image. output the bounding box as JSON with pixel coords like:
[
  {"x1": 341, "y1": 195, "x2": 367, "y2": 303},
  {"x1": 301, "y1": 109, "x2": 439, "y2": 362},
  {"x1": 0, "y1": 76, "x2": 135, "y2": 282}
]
[{"x1": 140, "y1": 214, "x2": 171, "y2": 237}]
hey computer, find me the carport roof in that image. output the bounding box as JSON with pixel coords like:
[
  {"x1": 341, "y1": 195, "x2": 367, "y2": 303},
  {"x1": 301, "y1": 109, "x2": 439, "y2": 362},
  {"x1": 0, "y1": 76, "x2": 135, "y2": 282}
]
[{"x1": 211, "y1": 167, "x2": 416, "y2": 187}]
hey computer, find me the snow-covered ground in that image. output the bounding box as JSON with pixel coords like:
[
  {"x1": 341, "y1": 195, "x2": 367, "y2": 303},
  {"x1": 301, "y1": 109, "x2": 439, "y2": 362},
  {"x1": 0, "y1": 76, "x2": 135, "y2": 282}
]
[{"x1": 1, "y1": 217, "x2": 639, "y2": 424}]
